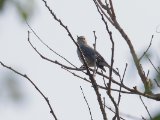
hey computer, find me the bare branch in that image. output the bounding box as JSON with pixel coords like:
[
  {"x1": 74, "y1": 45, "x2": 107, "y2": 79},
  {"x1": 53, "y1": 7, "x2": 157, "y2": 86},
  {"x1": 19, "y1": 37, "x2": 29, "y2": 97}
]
[
  {"x1": 27, "y1": 31, "x2": 131, "y2": 95},
  {"x1": 27, "y1": 36, "x2": 160, "y2": 101},
  {"x1": 117, "y1": 63, "x2": 128, "y2": 106},
  {"x1": 41, "y1": 0, "x2": 91, "y2": 75},
  {"x1": 93, "y1": 31, "x2": 97, "y2": 76},
  {"x1": 41, "y1": 1, "x2": 108, "y2": 119},
  {"x1": 28, "y1": 1, "x2": 160, "y2": 103},
  {"x1": 108, "y1": 0, "x2": 116, "y2": 20},
  {"x1": 64, "y1": 68, "x2": 131, "y2": 95},
  {"x1": 105, "y1": 105, "x2": 144, "y2": 120},
  {"x1": 96, "y1": 0, "x2": 112, "y2": 20},
  {"x1": 139, "y1": 96, "x2": 153, "y2": 120},
  {"x1": 26, "y1": 21, "x2": 76, "y2": 68},
  {"x1": 95, "y1": 0, "x2": 151, "y2": 94},
  {"x1": 80, "y1": 86, "x2": 94, "y2": 120},
  {"x1": 0, "y1": 60, "x2": 58, "y2": 120},
  {"x1": 154, "y1": 79, "x2": 160, "y2": 88},
  {"x1": 147, "y1": 56, "x2": 160, "y2": 75},
  {"x1": 93, "y1": 1, "x2": 120, "y2": 119},
  {"x1": 139, "y1": 35, "x2": 154, "y2": 61}
]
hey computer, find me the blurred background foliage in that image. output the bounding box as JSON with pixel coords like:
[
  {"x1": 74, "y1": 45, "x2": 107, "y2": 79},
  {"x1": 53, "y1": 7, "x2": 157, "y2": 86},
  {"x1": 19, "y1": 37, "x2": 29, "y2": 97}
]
[
  {"x1": 153, "y1": 114, "x2": 160, "y2": 120},
  {"x1": 0, "y1": 0, "x2": 35, "y2": 20},
  {"x1": 0, "y1": 0, "x2": 35, "y2": 105},
  {"x1": 0, "y1": 71, "x2": 26, "y2": 104}
]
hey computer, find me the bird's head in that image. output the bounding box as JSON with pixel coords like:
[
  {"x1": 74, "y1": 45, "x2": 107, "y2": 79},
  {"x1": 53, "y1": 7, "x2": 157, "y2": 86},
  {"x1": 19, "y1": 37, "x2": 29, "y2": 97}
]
[{"x1": 77, "y1": 36, "x2": 87, "y2": 45}]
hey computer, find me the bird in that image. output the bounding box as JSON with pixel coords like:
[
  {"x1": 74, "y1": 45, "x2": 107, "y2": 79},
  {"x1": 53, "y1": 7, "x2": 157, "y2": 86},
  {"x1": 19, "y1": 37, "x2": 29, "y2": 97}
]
[{"x1": 77, "y1": 36, "x2": 119, "y2": 75}]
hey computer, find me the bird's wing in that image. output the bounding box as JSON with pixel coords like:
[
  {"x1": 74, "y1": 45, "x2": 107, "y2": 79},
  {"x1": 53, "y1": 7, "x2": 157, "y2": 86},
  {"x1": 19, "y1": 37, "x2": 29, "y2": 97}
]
[
  {"x1": 96, "y1": 51, "x2": 119, "y2": 75},
  {"x1": 95, "y1": 51, "x2": 110, "y2": 67},
  {"x1": 80, "y1": 45, "x2": 109, "y2": 66},
  {"x1": 79, "y1": 45, "x2": 95, "y2": 60}
]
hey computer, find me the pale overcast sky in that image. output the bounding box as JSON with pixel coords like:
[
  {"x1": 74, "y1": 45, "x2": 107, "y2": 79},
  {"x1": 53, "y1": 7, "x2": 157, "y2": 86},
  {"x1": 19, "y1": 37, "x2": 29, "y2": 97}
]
[{"x1": 0, "y1": 0, "x2": 160, "y2": 120}]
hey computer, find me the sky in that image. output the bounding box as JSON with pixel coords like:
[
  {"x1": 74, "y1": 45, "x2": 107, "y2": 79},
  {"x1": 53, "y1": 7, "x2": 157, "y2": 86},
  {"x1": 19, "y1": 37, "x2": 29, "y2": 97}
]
[{"x1": 0, "y1": 0, "x2": 160, "y2": 120}]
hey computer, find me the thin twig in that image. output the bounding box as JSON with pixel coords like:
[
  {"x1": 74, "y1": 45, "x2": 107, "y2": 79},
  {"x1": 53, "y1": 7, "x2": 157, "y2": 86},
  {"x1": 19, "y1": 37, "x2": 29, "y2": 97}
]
[
  {"x1": 146, "y1": 70, "x2": 150, "y2": 78},
  {"x1": 96, "y1": 0, "x2": 112, "y2": 20},
  {"x1": 154, "y1": 79, "x2": 160, "y2": 88},
  {"x1": 96, "y1": 0, "x2": 151, "y2": 94},
  {"x1": 93, "y1": 0, "x2": 114, "y2": 28},
  {"x1": 105, "y1": 105, "x2": 144, "y2": 120},
  {"x1": 93, "y1": 31, "x2": 97, "y2": 76},
  {"x1": 117, "y1": 63, "x2": 128, "y2": 106},
  {"x1": 80, "y1": 86, "x2": 94, "y2": 120},
  {"x1": 139, "y1": 35, "x2": 154, "y2": 61},
  {"x1": 108, "y1": 0, "x2": 116, "y2": 20},
  {"x1": 104, "y1": 18, "x2": 120, "y2": 120},
  {"x1": 103, "y1": 97, "x2": 106, "y2": 111},
  {"x1": 26, "y1": 21, "x2": 76, "y2": 68},
  {"x1": 139, "y1": 96, "x2": 153, "y2": 120},
  {"x1": 64, "y1": 68, "x2": 130, "y2": 94},
  {"x1": 147, "y1": 56, "x2": 160, "y2": 74},
  {"x1": 0, "y1": 61, "x2": 58, "y2": 120},
  {"x1": 94, "y1": 1, "x2": 120, "y2": 119},
  {"x1": 103, "y1": 105, "x2": 126, "y2": 120},
  {"x1": 141, "y1": 116, "x2": 147, "y2": 120}
]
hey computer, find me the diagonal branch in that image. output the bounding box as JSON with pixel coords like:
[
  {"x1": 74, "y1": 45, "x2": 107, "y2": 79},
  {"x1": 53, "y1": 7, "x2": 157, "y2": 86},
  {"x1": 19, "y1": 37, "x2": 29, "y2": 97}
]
[
  {"x1": 93, "y1": 1, "x2": 120, "y2": 119},
  {"x1": 108, "y1": 0, "x2": 116, "y2": 20},
  {"x1": 0, "y1": 61, "x2": 58, "y2": 120},
  {"x1": 26, "y1": 21, "x2": 76, "y2": 68},
  {"x1": 117, "y1": 63, "x2": 128, "y2": 106},
  {"x1": 80, "y1": 86, "x2": 94, "y2": 120},
  {"x1": 139, "y1": 35, "x2": 154, "y2": 61},
  {"x1": 96, "y1": 0, "x2": 151, "y2": 94},
  {"x1": 139, "y1": 96, "x2": 153, "y2": 120}
]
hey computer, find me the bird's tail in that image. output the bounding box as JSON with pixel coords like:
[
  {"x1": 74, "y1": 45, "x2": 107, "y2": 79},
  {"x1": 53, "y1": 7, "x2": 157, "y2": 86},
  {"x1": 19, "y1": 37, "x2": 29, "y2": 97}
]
[{"x1": 101, "y1": 62, "x2": 119, "y2": 76}]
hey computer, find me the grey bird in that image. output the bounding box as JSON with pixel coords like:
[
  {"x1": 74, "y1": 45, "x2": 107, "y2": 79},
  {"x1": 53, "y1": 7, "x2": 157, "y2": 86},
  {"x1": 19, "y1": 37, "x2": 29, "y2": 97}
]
[{"x1": 77, "y1": 36, "x2": 119, "y2": 75}]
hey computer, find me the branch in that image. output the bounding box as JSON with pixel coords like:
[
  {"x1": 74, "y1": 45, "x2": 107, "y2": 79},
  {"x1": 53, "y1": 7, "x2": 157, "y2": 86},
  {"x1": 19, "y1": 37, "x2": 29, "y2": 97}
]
[
  {"x1": 93, "y1": 31, "x2": 97, "y2": 76},
  {"x1": 93, "y1": 0, "x2": 114, "y2": 27},
  {"x1": 27, "y1": 36, "x2": 160, "y2": 101},
  {"x1": 32, "y1": 1, "x2": 160, "y2": 101},
  {"x1": 27, "y1": 31, "x2": 127, "y2": 94},
  {"x1": 104, "y1": 104, "x2": 142, "y2": 120},
  {"x1": 154, "y1": 79, "x2": 160, "y2": 88},
  {"x1": 96, "y1": 0, "x2": 151, "y2": 94},
  {"x1": 0, "y1": 61, "x2": 58, "y2": 120},
  {"x1": 41, "y1": 1, "x2": 108, "y2": 119},
  {"x1": 31, "y1": 41, "x2": 160, "y2": 101},
  {"x1": 147, "y1": 56, "x2": 160, "y2": 75},
  {"x1": 139, "y1": 35, "x2": 154, "y2": 61},
  {"x1": 93, "y1": 1, "x2": 120, "y2": 119},
  {"x1": 108, "y1": 0, "x2": 116, "y2": 20},
  {"x1": 41, "y1": 0, "x2": 90, "y2": 75},
  {"x1": 117, "y1": 63, "x2": 128, "y2": 106},
  {"x1": 139, "y1": 96, "x2": 153, "y2": 120},
  {"x1": 80, "y1": 86, "x2": 94, "y2": 120},
  {"x1": 26, "y1": 21, "x2": 76, "y2": 68}
]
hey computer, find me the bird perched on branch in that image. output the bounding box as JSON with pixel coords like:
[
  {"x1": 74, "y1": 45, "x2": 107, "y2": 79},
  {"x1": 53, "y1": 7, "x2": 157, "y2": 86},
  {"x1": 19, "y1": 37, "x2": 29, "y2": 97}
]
[{"x1": 77, "y1": 36, "x2": 119, "y2": 75}]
